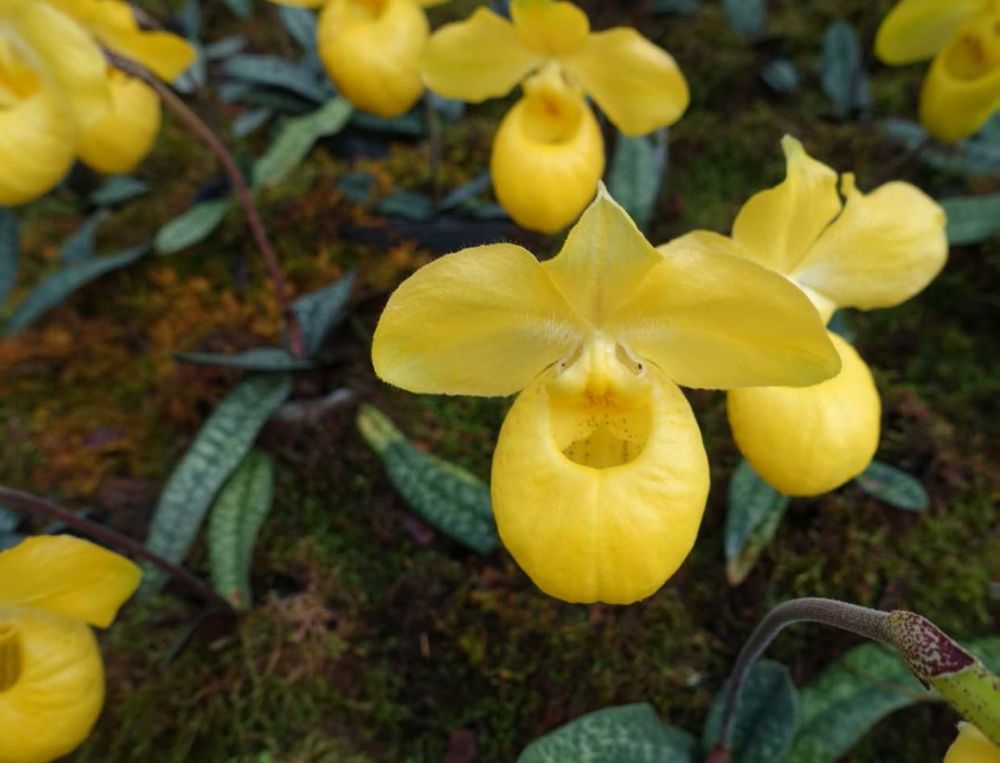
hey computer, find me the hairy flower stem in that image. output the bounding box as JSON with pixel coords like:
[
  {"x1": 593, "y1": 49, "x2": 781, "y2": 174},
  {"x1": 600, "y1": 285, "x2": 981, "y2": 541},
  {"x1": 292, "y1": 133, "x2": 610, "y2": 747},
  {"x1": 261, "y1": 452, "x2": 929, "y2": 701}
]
[
  {"x1": 109, "y1": 55, "x2": 306, "y2": 359},
  {"x1": 0, "y1": 486, "x2": 233, "y2": 613},
  {"x1": 707, "y1": 598, "x2": 890, "y2": 763}
]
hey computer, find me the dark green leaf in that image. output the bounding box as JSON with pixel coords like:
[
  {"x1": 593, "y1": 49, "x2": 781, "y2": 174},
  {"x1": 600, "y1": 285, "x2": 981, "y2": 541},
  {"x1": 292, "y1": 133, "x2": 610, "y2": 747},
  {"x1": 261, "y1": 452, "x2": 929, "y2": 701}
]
[
  {"x1": 177, "y1": 0, "x2": 201, "y2": 39},
  {"x1": 89, "y1": 176, "x2": 150, "y2": 207},
  {"x1": 723, "y1": 0, "x2": 766, "y2": 40},
  {"x1": 60, "y1": 210, "x2": 107, "y2": 265},
  {"x1": 0, "y1": 208, "x2": 18, "y2": 305},
  {"x1": 940, "y1": 195, "x2": 1000, "y2": 245},
  {"x1": 253, "y1": 98, "x2": 353, "y2": 187},
  {"x1": 827, "y1": 309, "x2": 855, "y2": 343},
  {"x1": 761, "y1": 59, "x2": 800, "y2": 93},
  {"x1": 440, "y1": 172, "x2": 492, "y2": 211},
  {"x1": 880, "y1": 119, "x2": 1000, "y2": 177},
  {"x1": 652, "y1": 0, "x2": 700, "y2": 15},
  {"x1": 232, "y1": 107, "x2": 272, "y2": 138},
  {"x1": 609, "y1": 131, "x2": 666, "y2": 232},
  {"x1": 357, "y1": 405, "x2": 499, "y2": 554},
  {"x1": 291, "y1": 270, "x2": 356, "y2": 357},
  {"x1": 175, "y1": 348, "x2": 315, "y2": 371},
  {"x1": 222, "y1": 0, "x2": 254, "y2": 20},
  {"x1": 336, "y1": 172, "x2": 376, "y2": 203},
  {"x1": 222, "y1": 55, "x2": 328, "y2": 104},
  {"x1": 518, "y1": 704, "x2": 698, "y2": 763},
  {"x1": 208, "y1": 449, "x2": 274, "y2": 609},
  {"x1": 821, "y1": 21, "x2": 870, "y2": 118},
  {"x1": 155, "y1": 198, "x2": 231, "y2": 255},
  {"x1": 350, "y1": 110, "x2": 424, "y2": 136},
  {"x1": 704, "y1": 661, "x2": 799, "y2": 763},
  {"x1": 377, "y1": 190, "x2": 434, "y2": 221},
  {"x1": 855, "y1": 461, "x2": 929, "y2": 511},
  {"x1": 0, "y1": 506, "x2": 20, "y2": 534},
  {"x1": 203, "y1": 35, "x2": 247, "y2": 61},
  {"x1": 725, "y1": 460, "x2": 790, "y2": 585},
  {"x1": 139, "y1": 374, "x2": 292, "y2": 597},
  {"x1": 4, "y1": 244, "x2": 149, "y2": 335},
  {"x1": 277, "y1": 5, "x2": 318, "y2": 57}
]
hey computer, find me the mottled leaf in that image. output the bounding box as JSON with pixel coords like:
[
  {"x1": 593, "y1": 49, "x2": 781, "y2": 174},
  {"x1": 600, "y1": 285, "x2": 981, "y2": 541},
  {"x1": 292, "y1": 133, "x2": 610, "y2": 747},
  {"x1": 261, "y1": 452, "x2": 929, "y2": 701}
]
[
  {"x1": 855, "y1": 461, "x2": 929, "y2": 511},
  {"x1": 609, "y1": 130, "x2": 666, "y2": 232},
  {"x1": 174, "y1": 347, "x2": 315, "y2": 371},
  {"x1": 89, "y1": 176, "x2": 150, "y2": 207},
  {"x1": 518, "y1": 704, "x2": 698, "y2": 763},
  {"x1": 821, "y1": 21, "x2": 870, "y2": 118},
  {"x1": 139, "y1": 374, "x2": 292, "y2": 597},
  {"x1": 4, "y1": 244, "x2": 149, "y2": 335},
  {"x1": 725, "y1": 460, "x2": 790, "y2": 585},
  {"x1": 291, "y1": 270, "x2": 356, "y2": 357},
  {"x1": 0, "y1": 208, "x2": 18, "y2": 304},
  {"x1": 940, "y1": 195, "x2": 1000, "y2": 245},
  {"x1": 208, "y1": 449, "x2": 274, "y2": 609},
  {"x1": 155, "y1": 198, "x2": 231, "y2": 255},
  {"x1": 253, "y1": 98, "x2": 353, "y2": 187},
  {"x1": 357, "y1": 405, "x2": 498, "y2": 554},
  {"x1": 704, "y1": 660, "x2": 799, "y2": 763}
]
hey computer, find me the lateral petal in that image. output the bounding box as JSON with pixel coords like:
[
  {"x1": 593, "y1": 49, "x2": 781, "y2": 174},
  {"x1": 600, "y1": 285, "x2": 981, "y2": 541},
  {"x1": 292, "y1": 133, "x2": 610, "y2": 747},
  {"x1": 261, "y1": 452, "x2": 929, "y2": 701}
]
[
  {"x1": 616, "y1": 239, "x2": 841, "y2": 390},
  {"x1": 875, "y1": 0, "x2": 984, "y2": 65},
  {"x1": 794, "y1": 175, "x2": 948, "y2": 312},
  {"x1": 0, "y1": 536, "x2": 141, "y2": 628},
  {"x1": 563, "y1": 27, "x2": 689, "y2": 135},
  {"x1": 372, "y1": 244, "x2": 583, "y2": 396},
  {"x1": 731, "y1": 135, "x2": 842, "y2": 276},
  {"x1": 421, "y1": 7, "x2": 541, "y2": 102}
]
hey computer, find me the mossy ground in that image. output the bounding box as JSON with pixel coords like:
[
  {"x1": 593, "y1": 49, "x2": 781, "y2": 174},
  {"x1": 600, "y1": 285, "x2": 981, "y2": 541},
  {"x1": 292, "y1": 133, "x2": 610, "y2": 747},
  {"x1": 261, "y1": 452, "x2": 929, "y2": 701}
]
[{"x1": 1, "y1": 0, "x2": 997, "y2": 761}]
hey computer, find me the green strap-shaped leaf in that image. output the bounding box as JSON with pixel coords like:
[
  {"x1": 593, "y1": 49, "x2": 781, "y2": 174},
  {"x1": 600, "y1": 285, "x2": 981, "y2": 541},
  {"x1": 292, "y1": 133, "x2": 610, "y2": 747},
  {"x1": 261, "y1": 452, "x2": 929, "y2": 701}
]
[
  {"x1": 725, "y1": 460, "x2": 790, "y2": 585},
  {"x1": 0, "y1": 208, "x2": 18, "y2": 305},
  {"x1": 175, "y1": 347, "x2": 315, "y2": 371},
  {"x1": 518, "y1": 703, "x2": 698, "y2": 763},
  {"x1": 855, "y1": 461, "x2": 929, "y2": 511},
  {"x1": 357, "y1": 404, "x2": 498, "y2": 554},
  {"x1": 253, "y1": 98, "x2": 353, "y2": 187},
  {"x1": 155, "y1": 198, "x2": 231, "y2": 255},
  {"x1": 208, "y1": 449, "x2": 274, "y2": 609},
  {"x1": 608, "y1": 130, "x2": 666, "y2": 232},
  {"x1": 940, "y1": 195, "x2": 1000, "y2": 245},
  {"x1": 59, "y1": 210, "x2": 108, "y2": 265},
  {"x1": 723, "y1": 0, "x2": 766, "y2": 39},
  {"x1": 4, "y1": 244, "x2": 149, "y2": 335},
  {"x1": 291, "y1": 270, "x2": 356, "y2": 357},
  {"x1": 821, "y1": 21, "x2": 870, "y2": 118},
  {"x1": 222, "y1": 55, "x2": 328, "y2": 104},
  {"x1": 704, "y1": 660, "x2": 800, "y2": 763},
  {"x1": 787, "y1": 637, "x2": 1000, "y2": 762},
  {"x1": 139, "y1": 374, "x2": 292, "y2": 597},
  {"x1": 89, "y1": 176, "x2": 150, "y2": 207}
]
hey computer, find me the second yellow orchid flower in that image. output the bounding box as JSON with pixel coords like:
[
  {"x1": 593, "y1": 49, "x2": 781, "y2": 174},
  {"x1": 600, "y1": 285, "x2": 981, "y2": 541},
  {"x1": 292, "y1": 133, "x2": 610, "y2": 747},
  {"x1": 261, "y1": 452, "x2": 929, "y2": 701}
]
[
  {"x1": 373, "y1": 186, "x2": 839, "y2": 604},
  {"x1": 662, "y1": 136, "x2": 948, "y2": 496}
]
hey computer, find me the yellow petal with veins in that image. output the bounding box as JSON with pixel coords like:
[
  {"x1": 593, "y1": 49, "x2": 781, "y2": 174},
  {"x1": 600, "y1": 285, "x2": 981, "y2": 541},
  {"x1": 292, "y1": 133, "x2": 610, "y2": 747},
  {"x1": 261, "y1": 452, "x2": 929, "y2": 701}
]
[
  {"x1": 421, "y1": 7, "x2": 541, "y2": 102},
  {"x1": 0, "y1": 536, "x2": 141, "y2": 629},
  {"x1": 0, "y1": 88, "x2": 76, "y2": 206},
  {"x1": 727, "y1": 332, "x2": 880, "y2": 496},
  {"x1": 510, "y1": 0, "x2": 589, "y2": 57},
  {"x1": 490, "y1": 67, "x2": 605, "y2": 233},
  {"x1": 78, "y1": 69, "x2": 161, "y2": 174},
  {"x1": 563, "y1": 27, "x2": 689, "y2": 135},
  {"x1": 944, "y1": 723, "x2": 1000, "y2": 763},
  {"x1": 794, "y1": 174, "x2": 948, "y2": 312},
  {"x1": 732, "y1": 135, "x2": 842, "y2": 276},
  {"x1": 372, "y1": 244, "x2": 583, "y2": 396},
  {"x1": 492, "y1": 352, "x2": 708, "y2": 604},
  {"x1": 541, "y1": 186, "x2": 663, "y2": 327},
  {"x1": 875, "y1": 0, "x2": 985, "y2": 65},
  {"x1": 0, "y1": 609, "x2": 105, "y2": 763}
]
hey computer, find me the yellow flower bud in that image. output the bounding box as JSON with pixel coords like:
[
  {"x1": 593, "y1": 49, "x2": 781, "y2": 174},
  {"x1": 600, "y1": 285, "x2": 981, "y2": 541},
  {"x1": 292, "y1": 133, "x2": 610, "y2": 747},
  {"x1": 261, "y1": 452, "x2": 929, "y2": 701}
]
[
  {"x1": 945, "y1": 723, "x2": 1000, "y2": 763},
  {"x1": 318, "y1": 0, "x2": 429, "y2": 118},
  {"x1": 490, "y1": 65, "x2": 604, "y2": 233},
  {"x1": 77, "y1": 69, "x2": 161, "y2": 175},
  {"x1": 727, "y1": 332, "x2": 881, "y2": 497}
]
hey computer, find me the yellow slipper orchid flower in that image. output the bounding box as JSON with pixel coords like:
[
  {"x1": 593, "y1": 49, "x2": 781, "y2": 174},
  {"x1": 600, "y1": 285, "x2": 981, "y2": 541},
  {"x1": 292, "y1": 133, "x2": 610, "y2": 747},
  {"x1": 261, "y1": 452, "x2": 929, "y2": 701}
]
[
  {"x1": 946, "y1": 723, "x2": 1000, "y2": 762},
  {"x1": 77, "y1": 69, "x2": 162, "y2": 175},
  {"x1": 373, "y1": 186, "x2": 839, "y2": 604},
  {"x1": 0, "y1": 535, "x2": 141, "y2": 763},
  {"x1": 422, "y1": 0, "x2": 689, "y2": 137},
  {"x1": 270, "y1": 0, "x2": 445, "y2": 118},
  {"x1": 491, "y1": 64, "x2": 604, "y2": 233},
  {"x1": 662, "y1": 136, "x2": 948, "y2": 496},
  {"x1": 876, "y1": 0, "x2": 1000, "y2": 142}
]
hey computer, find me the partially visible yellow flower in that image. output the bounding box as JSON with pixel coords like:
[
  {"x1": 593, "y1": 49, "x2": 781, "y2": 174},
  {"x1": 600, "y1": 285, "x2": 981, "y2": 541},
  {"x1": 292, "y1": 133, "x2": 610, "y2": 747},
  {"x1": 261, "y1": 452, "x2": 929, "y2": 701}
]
[
  {"x1": 876, "y1": 0, "x2": 1000, "y2": 142},
  {"x1": 945, "y1": 723, "x2": 1000, "y2": 763},
  {"x1": 270, "y1": 0, "x2": 444, "y2": 118},
  {"x1": 0, "y1": 535, "x2": 140, "y2": 763},
  {"x1": 491, "y1": 64, "x2": 604, "y2": 233},
  {"x1": 662, "y1": 136, "x2": 948, "y2": 496},
  {"x1": 422, "y1": 0, "x2": 688, "y2": 136},
  {"x1": 78, "y1": 69, "x2": 162, "y2": 174},
  {"x1": 373, "y1": 186, "x2": 839, "y2": 603}
]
